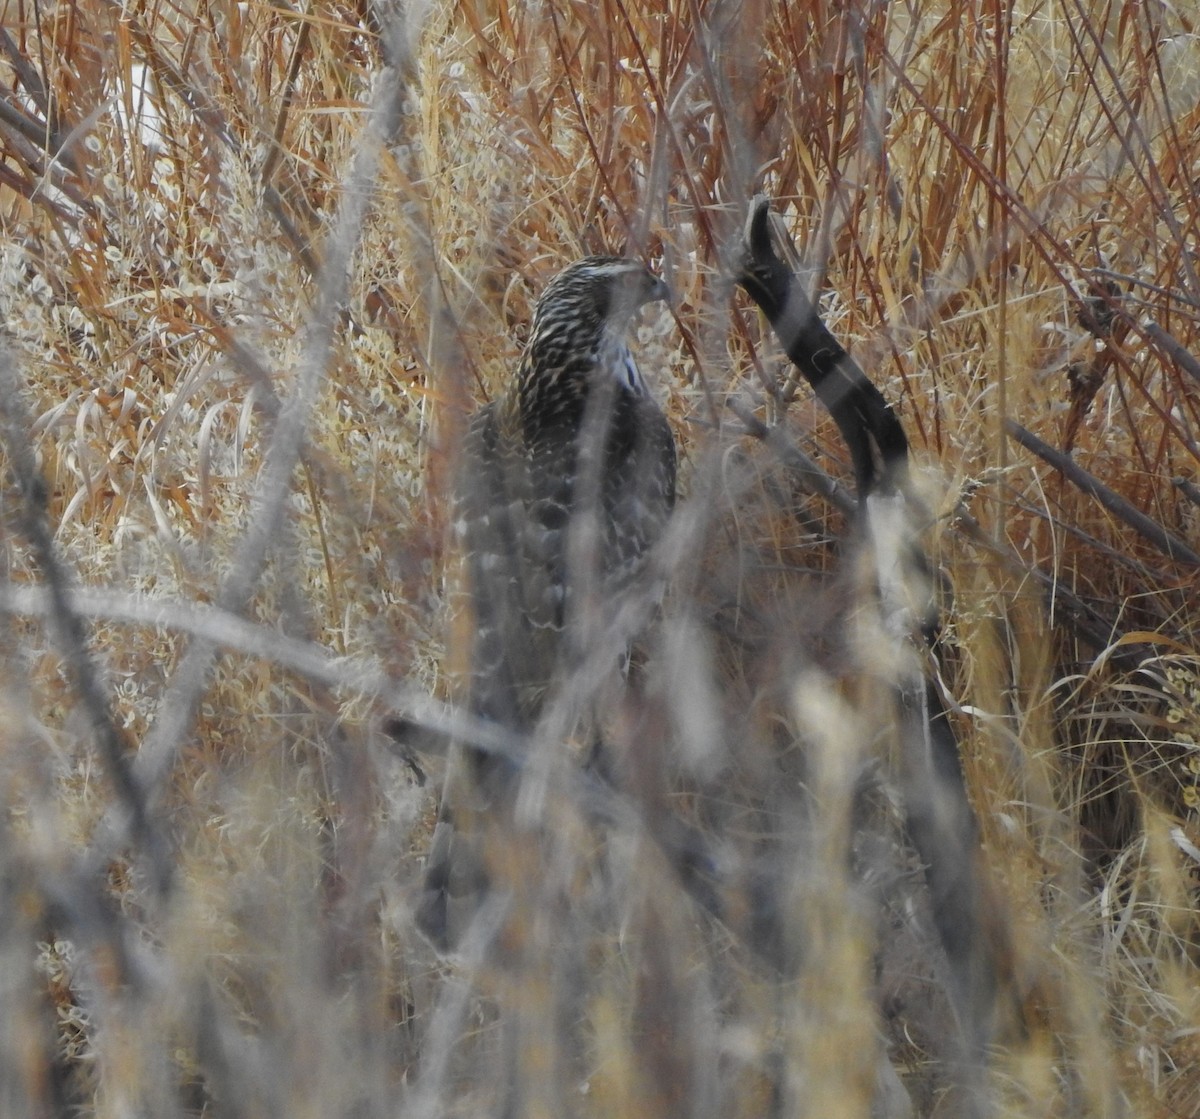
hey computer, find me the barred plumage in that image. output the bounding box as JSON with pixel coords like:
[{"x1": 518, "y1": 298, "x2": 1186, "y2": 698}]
[
  {"x1": 461, "y1": 256, "x2": 675, "y2": 725},
  {"x1": 418, "y1": 256, "x2": 676, "y2": 947}
]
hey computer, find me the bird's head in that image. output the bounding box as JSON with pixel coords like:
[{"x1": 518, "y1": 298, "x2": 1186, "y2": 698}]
[
  {"x1": 518, "y1": 256, "x2": 669, "y2": 407},
  {"x1": 527, "y1": 255, "x2": 667, "y2": 359},
  {"x1": 541, "y1": 255, "x2": 668, "y2": 320}
]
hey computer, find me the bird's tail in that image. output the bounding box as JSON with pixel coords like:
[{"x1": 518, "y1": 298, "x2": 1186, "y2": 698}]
[{"x1": 413, "y1": 748, "x2": 508, "y2": 952}]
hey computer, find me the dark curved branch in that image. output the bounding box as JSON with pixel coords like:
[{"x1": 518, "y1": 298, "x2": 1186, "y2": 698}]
[
  {"x1": 732, "y1": 198, "x2": 1002, "y2": 1089},
  {"x1": 734, "y1": 195, "x2": 910, "y2": 502}
]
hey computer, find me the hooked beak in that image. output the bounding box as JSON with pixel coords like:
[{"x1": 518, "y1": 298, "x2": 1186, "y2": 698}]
[{"x1": 643, "y1": 272, "x2": 671, "y2": 306}]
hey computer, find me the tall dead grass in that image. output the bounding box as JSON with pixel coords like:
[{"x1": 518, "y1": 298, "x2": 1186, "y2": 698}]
[{"x1": 0, "y1": 0, "x2": 1197, "y2": 1115}]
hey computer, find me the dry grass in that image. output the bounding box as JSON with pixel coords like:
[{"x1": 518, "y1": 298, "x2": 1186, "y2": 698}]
[{"x1": 0, "y1": 0, "x2": 1198, "y2": 1115}]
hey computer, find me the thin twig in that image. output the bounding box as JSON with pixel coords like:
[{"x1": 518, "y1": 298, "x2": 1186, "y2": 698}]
[
  {"x1": 1141, "y1": 319, "x2": 1200, "y2": 386},
  {"x1": 1005, "y1": 419, "x2": 1200, "y2": 568}
]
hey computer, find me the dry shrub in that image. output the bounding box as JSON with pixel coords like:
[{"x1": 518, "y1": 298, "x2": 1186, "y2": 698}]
[{"x1": 0, "y1": 0, "x2": 1197, "y2": 1116}]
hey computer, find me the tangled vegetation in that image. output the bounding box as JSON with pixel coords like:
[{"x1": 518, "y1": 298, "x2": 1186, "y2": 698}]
[{"x1": 0, "y1": 1, "x2": 1198, "y2": 1116}]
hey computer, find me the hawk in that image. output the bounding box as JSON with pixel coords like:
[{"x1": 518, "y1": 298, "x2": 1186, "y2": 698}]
[{"x1": 418, "y1": 255, "x2": 676, "y2": 947}]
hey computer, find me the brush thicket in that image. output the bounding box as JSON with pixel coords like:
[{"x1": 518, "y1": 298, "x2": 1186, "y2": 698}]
[{"x1": 0, "y1": 0, "x2": 1197, "y2": 1115}]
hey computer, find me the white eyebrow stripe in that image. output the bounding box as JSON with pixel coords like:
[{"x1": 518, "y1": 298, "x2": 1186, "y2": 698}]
[{"x1": 582, "y1": 261, "x2": 644, "y2": 278}]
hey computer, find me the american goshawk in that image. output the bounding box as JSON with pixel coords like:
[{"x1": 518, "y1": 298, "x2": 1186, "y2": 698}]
[{"x1": 418, "y1": 255, "x2": 676, "y2": 948}]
